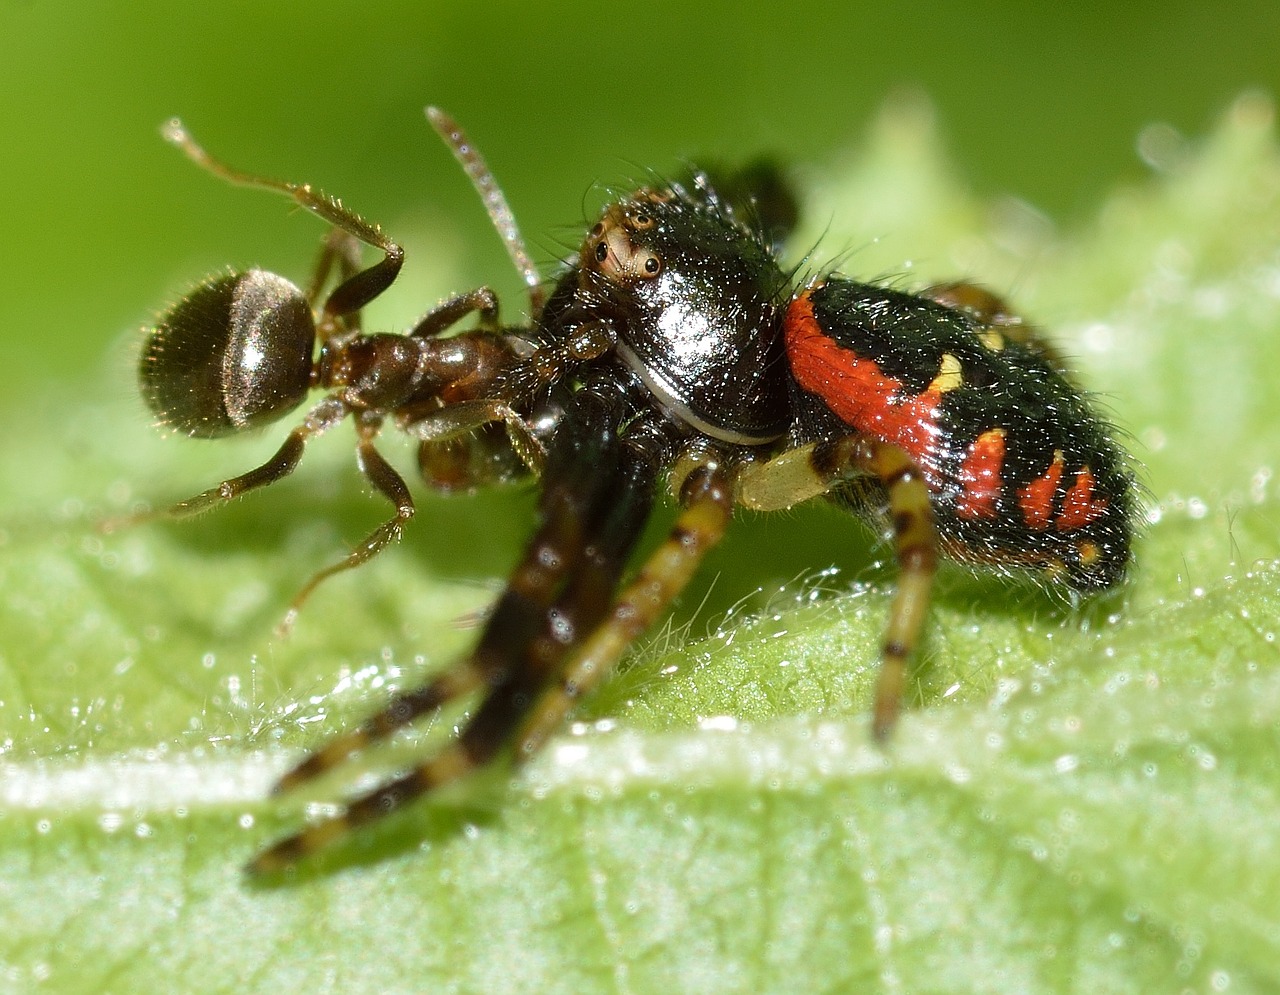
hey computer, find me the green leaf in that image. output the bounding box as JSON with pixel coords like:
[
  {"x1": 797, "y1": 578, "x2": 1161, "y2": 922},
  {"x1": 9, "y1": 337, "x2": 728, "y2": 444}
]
[{"x1": 4, "y1": 93, "x2": 1280, "y2": 994}]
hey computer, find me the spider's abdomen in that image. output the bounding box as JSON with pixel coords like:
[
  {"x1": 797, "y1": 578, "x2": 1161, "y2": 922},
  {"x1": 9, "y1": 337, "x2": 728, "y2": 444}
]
[{"x1": 785, "y1": 278, "x2": 1134, "y2": 590}]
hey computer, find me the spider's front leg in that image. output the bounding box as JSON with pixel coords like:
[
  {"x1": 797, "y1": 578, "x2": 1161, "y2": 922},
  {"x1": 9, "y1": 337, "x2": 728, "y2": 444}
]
[
  {"x1": 249, "y1": 375, "x2": 666, "y2": 873},
  {"x1": 735, "y1": 435, "x2": 938, "y2": 739},
  {"x1": 513, "y1": 441, "x2": 736, "y2": 759}
]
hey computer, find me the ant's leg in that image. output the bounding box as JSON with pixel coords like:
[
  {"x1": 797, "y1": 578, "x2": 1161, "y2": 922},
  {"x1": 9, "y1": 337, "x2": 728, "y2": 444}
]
[
  {"x1": 407, "y1": 398, "x2": 547, "y2": 477},
  {"x1": 305, "y1": 228, "x2": 366, "y2": 340},
  {"x1": 514, "y1": 447, "x2": 734, "y2": 760},
  {"x1": 275, "y1": 412, "x2": 416, "y2": 635},
  {"x1": 163, "y1": 119, "x2": 403, "y2": 321},
  {"x1": 102, "y1": 397, "x2": 349, "y2": 533},
  {"x1": 408, "y1": 287, "x2": 499, "y2": 337},
  {"x1": 305, "y1": 229, "x2": 363, "y2": 309},
  {"x1": 736, "y1": 436, "x2": 938, "y2": 739},
  {"x1": 251, "y1": 384, "x2": 658, "y2": 873}
]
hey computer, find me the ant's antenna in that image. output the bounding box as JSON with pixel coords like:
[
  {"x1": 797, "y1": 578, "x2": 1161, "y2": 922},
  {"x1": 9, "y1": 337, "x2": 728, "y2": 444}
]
[{"x1": 426, "y1": 107, "x2": 546, "y2": 314}]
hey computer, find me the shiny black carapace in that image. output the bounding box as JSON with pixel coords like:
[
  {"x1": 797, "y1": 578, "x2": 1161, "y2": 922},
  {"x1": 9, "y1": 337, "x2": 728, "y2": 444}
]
[{"x1": 133, "y1": 109, "x2": 1134, "y2": 873}]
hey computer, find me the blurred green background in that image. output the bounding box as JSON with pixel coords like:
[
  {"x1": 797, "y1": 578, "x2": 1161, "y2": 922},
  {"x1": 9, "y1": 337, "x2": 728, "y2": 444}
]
[
  {"x1": 2, "y1": 8, "x2": 1279, "y2": 990},
  {"x1": 3, "y1": 1, "x2": 1278, "y2": 394}
]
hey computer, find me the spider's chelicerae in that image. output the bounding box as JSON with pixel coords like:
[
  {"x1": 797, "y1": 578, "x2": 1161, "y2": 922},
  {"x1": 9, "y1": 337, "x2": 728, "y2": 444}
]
[{"x1": 133, "y1": 109, "x2": 1135, "y2": 873}]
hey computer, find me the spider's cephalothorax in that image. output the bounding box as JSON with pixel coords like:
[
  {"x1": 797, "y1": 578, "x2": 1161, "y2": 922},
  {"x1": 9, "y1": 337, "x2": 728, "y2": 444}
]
[{"x1": 130, "y1": 110, "x2": 1134, "y2": 874}]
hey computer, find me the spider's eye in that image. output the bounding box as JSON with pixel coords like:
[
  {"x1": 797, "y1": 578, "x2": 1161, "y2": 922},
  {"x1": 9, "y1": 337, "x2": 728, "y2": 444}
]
[
  {"x1": 633, "y1": 212, "x2": 654, "y2": 229},
  {"x1": 595, "y1": 242, "x2": 609, "y2": 263},
  {"x1": 642, "y1": 255, "x2": 662, "y2": 276}
]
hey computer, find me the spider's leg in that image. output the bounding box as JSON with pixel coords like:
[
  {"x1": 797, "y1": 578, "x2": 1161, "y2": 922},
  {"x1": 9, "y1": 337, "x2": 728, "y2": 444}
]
[
  {"x1": 923, "y1": 281, "x2": 1066, "y2": 369},
  {"x1": 514, "y1": 447, "x2": 734, "y2": 759},
  {"x1": 736, "y1": 435, "x2": 938, "y2": 739},
  {"x1": 251, "y1": 384, "x2": 661, "y2": 873},
  {"x1": 269, "y1": 383, "x2": 628, "y2": 793}
]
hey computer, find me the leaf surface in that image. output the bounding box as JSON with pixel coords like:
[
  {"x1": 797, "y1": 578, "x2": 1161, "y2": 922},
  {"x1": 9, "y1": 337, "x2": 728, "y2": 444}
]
[{"x1": 3, "y1": 95, "x2": 1279, "y2": 994}]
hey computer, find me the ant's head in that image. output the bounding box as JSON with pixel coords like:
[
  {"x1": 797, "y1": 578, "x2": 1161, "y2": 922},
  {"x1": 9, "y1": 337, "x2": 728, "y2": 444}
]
[{"x1": 140, "y1": 269, "x2": 315, "y2": 438}]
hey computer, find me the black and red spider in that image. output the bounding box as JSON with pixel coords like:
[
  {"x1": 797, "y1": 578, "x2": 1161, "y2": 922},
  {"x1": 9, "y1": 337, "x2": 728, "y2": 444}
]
[{"x1": 132, "y1": 109, "x2": 1135, "y2": 873}]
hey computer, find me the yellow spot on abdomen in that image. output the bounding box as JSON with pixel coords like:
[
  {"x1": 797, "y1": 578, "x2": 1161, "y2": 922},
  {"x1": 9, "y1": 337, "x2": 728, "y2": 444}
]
[{"x1": 927, "y1": 352, "x2": 964, "y2": 393}]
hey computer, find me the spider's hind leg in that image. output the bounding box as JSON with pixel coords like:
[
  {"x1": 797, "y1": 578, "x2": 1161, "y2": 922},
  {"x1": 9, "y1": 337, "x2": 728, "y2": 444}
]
[{"x1": 924, "y1": 281, "x2": 1067, "y2": 369}]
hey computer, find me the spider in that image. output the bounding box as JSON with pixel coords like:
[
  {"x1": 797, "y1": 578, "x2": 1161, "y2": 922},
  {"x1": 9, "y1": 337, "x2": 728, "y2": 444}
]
[{"x1": 133, "y1": 109, "x2": 1135, "y2": 874}]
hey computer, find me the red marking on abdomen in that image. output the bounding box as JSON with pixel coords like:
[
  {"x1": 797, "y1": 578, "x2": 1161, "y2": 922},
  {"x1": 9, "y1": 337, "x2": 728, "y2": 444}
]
[
  {"x1": 785, "y1": 292, "x2": 944, "y2": 489},
  {"x1": 955, "y1": 428, "x2": 1005, "y2": 519},
  {"x1": 1056, "y1": 466, "x2": 1109, "y2": 530},
  {"x1": 1018, "y1": 452, "x2": 1064, "y2": 530}
]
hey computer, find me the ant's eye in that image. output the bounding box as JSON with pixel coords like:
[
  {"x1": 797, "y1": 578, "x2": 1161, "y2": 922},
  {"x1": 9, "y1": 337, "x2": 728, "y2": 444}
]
[
  {"x1": 594, "y1": 242, "x2": 609, "y2": 263},
  {"x1": 643, "y1": 255, "x2": 661, "y2": 276}
]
